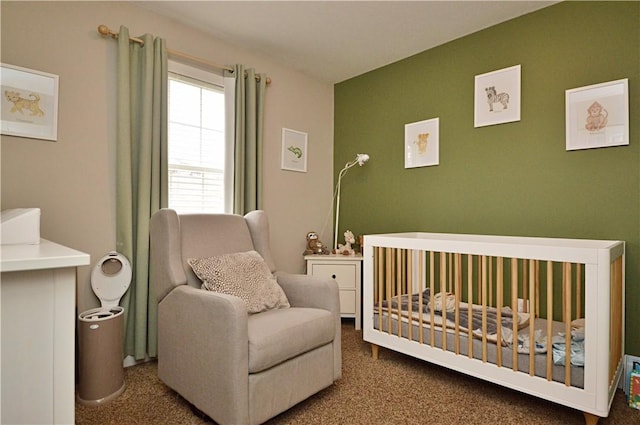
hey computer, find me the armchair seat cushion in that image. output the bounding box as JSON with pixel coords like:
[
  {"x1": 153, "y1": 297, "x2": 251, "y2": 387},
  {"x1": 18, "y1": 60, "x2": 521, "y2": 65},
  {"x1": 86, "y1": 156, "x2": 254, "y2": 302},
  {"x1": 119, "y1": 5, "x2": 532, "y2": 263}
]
[{"x1": 248, "y1": 307, "x2": 335, "y2": 373}]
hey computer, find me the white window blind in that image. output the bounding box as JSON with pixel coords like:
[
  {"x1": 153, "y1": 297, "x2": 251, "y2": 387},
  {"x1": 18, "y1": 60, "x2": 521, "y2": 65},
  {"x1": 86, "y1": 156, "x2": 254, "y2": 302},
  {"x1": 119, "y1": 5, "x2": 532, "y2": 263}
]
[{"x1": 168, "y1": 62, "x2": 230, "y2": 214}]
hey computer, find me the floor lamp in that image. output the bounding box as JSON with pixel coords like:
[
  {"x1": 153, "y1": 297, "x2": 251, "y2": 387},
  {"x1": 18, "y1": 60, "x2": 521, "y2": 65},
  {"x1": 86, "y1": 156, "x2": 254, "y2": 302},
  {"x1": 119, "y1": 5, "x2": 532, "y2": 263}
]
[{"x1": 334, "y1": 153, "x2": 370, "y2": 250}]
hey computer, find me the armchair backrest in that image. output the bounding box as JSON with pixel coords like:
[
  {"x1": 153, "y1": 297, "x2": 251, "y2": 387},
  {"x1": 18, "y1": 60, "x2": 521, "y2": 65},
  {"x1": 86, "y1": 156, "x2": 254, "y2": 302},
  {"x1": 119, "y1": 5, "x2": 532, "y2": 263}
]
[{"x1": 150, "y1": 208, "x2": 277, "y2": 303}]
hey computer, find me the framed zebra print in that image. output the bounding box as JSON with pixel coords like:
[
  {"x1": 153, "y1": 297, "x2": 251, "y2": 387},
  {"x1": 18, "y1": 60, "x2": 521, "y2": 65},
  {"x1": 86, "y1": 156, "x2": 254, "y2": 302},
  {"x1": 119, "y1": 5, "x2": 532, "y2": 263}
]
[{"x1": 474, "y1": 65, "x2": 521, "y2": 128}]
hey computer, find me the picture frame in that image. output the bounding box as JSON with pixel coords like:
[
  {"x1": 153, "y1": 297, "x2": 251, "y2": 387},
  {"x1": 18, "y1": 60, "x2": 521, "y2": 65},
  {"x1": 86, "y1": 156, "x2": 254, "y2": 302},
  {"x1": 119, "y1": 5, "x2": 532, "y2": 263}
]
[
  {"x1": 1, "y1": 63, "x2": 59, "y2": 141},
  {"x1": 405, "y1": 117, "x2": 439, "y2": 168},
  {"x1": 565, "y1": 78, "x2": 629, "y2": 151},
  {"x1": 281, "y1": 128, "x2": 308, "y2": 172},
  {"x1": 474, "y1": 64, "x2": 521, "y2": 128}
]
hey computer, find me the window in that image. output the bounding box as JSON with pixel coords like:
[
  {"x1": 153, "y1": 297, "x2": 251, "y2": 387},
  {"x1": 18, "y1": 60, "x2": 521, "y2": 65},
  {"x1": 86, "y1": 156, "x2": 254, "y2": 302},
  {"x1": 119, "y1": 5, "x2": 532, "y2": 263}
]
[{"x1": 168, "y1": 61, "x2": 234, "y2": 214}]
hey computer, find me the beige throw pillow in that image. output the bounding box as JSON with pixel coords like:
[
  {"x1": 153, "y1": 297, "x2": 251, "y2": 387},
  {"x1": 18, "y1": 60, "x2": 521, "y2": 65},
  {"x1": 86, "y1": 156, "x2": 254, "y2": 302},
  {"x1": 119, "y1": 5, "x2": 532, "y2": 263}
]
[{"x1": 188, "y1": 250, "x2": 290, "y2": 314}]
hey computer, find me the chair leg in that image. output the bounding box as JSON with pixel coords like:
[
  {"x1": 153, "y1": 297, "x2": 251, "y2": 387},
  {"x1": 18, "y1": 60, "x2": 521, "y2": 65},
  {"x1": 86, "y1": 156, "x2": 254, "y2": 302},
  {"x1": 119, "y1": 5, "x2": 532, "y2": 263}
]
[{"x1": 188, "y1": 401, "x2": 211, "y2": 422}]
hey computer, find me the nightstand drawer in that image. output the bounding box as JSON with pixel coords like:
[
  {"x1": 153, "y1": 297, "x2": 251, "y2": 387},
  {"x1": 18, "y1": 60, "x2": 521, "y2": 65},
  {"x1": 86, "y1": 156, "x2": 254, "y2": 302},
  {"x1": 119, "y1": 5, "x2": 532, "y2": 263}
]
[
  {"x1": 304, "y1": 254, "x2": 362, "y2": 330},
  {"x1": 309, "y1": 264, "x2": 356, "y2": 289}
]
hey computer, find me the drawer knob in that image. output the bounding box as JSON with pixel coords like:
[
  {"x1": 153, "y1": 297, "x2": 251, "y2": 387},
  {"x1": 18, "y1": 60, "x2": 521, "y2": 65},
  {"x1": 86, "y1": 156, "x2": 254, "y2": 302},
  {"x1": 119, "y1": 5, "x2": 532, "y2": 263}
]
[{"x1": 331, "y1": 274, "x2": 336, "y2": 279}]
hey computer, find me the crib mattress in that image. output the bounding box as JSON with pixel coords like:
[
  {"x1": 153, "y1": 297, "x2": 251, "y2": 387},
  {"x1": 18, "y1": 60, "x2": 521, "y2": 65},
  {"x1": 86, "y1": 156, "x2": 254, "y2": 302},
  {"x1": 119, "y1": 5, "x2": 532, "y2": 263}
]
[{"x1": 373, "y1": 311, "x2": 584, "y2": 388}]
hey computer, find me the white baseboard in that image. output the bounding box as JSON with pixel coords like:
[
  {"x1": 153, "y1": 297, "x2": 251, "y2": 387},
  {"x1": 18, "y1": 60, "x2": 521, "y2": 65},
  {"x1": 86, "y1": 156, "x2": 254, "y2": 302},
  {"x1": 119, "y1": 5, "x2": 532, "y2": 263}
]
[{"x1": 123, "y1": 354, "x2": 152, "y2": 368}]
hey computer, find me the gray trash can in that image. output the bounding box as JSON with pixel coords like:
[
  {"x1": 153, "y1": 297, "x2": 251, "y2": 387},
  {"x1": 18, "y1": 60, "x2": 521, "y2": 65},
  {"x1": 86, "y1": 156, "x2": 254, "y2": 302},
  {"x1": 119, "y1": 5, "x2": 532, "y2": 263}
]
[{"x1": 77, "y1": 306, "x2": 126, "y2": 406}]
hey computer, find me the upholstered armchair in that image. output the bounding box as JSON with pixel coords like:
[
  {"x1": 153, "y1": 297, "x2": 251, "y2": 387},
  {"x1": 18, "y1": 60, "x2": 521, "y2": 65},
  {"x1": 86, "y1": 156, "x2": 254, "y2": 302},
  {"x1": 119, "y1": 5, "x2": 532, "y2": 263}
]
[{"x1": 149, "y1": 209, "x2": 341, "y2": 425}]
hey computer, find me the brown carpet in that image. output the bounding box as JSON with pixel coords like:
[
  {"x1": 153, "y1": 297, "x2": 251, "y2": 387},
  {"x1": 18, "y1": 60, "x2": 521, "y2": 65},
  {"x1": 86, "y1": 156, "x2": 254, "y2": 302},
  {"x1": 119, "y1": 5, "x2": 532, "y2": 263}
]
[{"x1": 76, "y1": 321, "x2": 640, "y2": 425}]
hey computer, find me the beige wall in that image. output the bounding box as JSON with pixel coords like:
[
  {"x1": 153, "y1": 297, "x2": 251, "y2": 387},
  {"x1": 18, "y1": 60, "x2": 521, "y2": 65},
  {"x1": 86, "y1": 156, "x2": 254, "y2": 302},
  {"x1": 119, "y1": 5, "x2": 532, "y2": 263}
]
[{"x1": 1, "y1": 1, "x2": 334, "y2": 312}]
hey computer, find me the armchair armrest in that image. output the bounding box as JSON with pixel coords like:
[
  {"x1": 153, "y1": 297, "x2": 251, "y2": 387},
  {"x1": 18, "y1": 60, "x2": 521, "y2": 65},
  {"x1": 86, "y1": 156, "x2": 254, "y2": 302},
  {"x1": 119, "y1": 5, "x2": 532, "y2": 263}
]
[
  {"x1": 158, "y1": 285, "x2": 251, "y2": 425},
  {"x1": 275, "y1": 272, "x2": 340, "y2": 315}
]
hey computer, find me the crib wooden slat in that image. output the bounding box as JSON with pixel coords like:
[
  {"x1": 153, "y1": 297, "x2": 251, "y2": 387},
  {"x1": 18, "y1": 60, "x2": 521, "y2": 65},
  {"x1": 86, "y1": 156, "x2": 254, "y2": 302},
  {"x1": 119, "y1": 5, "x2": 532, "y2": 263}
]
[
  {"x1": 430, "y1": 251, "x2": 435, "y2": 347},
  {"x1": 529, "y1": 260, "x2": 536, "y2": 376},
  {"x1": 386, "y1": 248, "x2": 392, "y2": 335},
  {"x1": 401, "y1": 249, "x2": 406, "y2": 294},
  {"x1": 576, "y1": 264, "x2": 582, "y2": 320},
  {"x1": 562, "y1": 264, "x2": 567, "y2": 324},
  {"x1": 376, "y1": 247, "x2": 383, "y2": 334},
  {"x1": 563, "y1": 262, "x2": 572, "y2": 387},
  {"x1": 523, "y1": 259, "x2": 529, "y2": 314},
  {"x1": 489, "y1": 256, "x2": 494, "y2": 308},
  {"x1": 418, "y1": 251, "x2": 424, "y2": 345},
  {"x1": 475, "y1": 255, "x2": 479, "y2": 304},
  {"x1": 407, "y1": 250, "x2": 413, "y2": 342},
  {"x1": 546, "y1": 261, "x2": 554, "y2": 381},
  {"x1": 448, "y1": 252, "x2": 453, "y2": 293},
  {"x1": 467, "y1": 255, "x2": 473, "y2": 358},
  {"x1": 396, "y1": 248, "x2": 402, "y2": 338},
  {"x1": 454, "y1": 253, "x2": 461, "y2": 355},
  {"x1": 496, "y1": 256, "x2": 503, "y2": 367},
  {"x1": 511, "y1": 258, "x2": 519, "y2": 372},
  {"x1": 440, "y1": 252, "x2": 447, "y2": 352},
  {"x1": 532, "y1": 260, "x2": 540, "y2": 317},
  {"x1": 481, "y1": 255, "x2": 488, "y2": 362}
]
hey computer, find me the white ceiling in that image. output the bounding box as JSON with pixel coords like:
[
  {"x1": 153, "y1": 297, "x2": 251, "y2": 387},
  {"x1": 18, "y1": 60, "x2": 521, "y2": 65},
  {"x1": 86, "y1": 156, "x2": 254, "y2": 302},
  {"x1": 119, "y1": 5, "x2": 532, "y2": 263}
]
[{"x1": 136, "y1": 1, "x2": 558, "y2": 84}]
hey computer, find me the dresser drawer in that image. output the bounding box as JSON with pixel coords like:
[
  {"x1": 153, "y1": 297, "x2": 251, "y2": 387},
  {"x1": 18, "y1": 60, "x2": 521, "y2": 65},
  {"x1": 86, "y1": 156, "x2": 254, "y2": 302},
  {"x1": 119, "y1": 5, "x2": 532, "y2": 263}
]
[{"x1": 309, "y1": 263, "x2": 356, "y2": 289}]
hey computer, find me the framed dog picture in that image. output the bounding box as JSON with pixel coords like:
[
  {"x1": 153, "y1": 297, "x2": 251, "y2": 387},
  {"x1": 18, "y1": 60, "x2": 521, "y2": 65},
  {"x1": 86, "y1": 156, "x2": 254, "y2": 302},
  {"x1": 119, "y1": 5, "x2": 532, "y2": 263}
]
[
  {"x1": 565, "y1": 78, "x2": 629, "y2": 151},
  {"x1": 1, "y1": 63, "x2": 59, "y2": 141},
  {"x1": 474, "y1": 65, "x2": 521, "y2": 128}
]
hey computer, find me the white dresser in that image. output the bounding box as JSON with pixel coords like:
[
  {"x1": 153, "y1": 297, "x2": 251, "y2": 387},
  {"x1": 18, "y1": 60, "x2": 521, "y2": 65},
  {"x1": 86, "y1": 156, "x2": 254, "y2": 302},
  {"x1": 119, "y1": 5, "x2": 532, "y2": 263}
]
[
  {"x1": 1, "y1": 239, "x2": 90, "y2": 425},
  {"x1": 304, "y1": 254, "x2": 362, "y2": 330}
]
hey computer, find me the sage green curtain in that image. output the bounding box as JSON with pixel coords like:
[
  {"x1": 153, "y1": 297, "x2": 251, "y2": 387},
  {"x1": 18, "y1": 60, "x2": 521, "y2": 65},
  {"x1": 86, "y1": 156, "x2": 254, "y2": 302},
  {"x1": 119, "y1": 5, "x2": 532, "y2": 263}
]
[
  {"x1": 116, "y1": 26, "x2": 168, "y2": 360},
  {"x1": 231, "y1": 64, "x2": 266, "y2": 214}
]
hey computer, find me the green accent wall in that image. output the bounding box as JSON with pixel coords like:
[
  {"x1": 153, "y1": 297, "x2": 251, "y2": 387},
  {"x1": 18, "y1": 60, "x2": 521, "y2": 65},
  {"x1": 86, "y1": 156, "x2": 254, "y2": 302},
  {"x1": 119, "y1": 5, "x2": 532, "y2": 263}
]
[{"x1": 334, "y1": 1, "x2": 640, "y2": 354}]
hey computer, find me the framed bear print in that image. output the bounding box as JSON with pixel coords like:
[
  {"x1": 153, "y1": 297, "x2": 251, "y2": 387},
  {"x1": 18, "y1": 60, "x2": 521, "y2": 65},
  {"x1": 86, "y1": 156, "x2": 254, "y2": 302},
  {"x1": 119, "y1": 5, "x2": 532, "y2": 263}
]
[
  {"x1": 405, "y1": 117, "x2": 439, "y2": 168},
  {"x1": 565, "y1": 78, "x2": 629, "y2": 151},
  {"x1": 1, "y1": 63, "x2": 59, "y2": 141}
]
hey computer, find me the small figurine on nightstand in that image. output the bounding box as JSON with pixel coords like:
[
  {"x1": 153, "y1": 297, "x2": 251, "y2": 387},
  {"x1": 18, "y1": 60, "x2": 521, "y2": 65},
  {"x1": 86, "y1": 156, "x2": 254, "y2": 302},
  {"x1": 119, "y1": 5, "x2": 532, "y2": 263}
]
[
  {"x1": 303, "y1": 231, "x2": 330, "y2": 255},
  {"x1": 335, "y1": 230, "x2": 356, "y2": 255}
]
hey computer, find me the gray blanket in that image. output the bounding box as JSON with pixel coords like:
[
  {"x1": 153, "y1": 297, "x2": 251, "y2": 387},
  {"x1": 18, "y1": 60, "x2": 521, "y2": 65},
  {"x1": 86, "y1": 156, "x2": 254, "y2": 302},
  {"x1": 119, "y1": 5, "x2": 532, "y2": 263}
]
[{"x1": 378, "y1": 288, "x2": 514, "y2": 335}]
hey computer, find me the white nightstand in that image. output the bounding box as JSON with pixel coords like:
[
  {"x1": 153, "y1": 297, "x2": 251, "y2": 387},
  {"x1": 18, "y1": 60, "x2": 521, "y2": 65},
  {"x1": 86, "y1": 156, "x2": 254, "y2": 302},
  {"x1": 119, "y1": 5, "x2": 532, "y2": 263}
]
[{"x1": 304, "y1": 254, "x2": 362, "y2": 330}]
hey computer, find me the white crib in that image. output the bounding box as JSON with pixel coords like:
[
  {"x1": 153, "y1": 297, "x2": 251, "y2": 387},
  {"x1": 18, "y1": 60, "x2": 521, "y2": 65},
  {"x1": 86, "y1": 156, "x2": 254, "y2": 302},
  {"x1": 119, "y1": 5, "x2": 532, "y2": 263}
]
[{"x1": 363, "y1": 232, "x2": 625, "y2": 424}]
